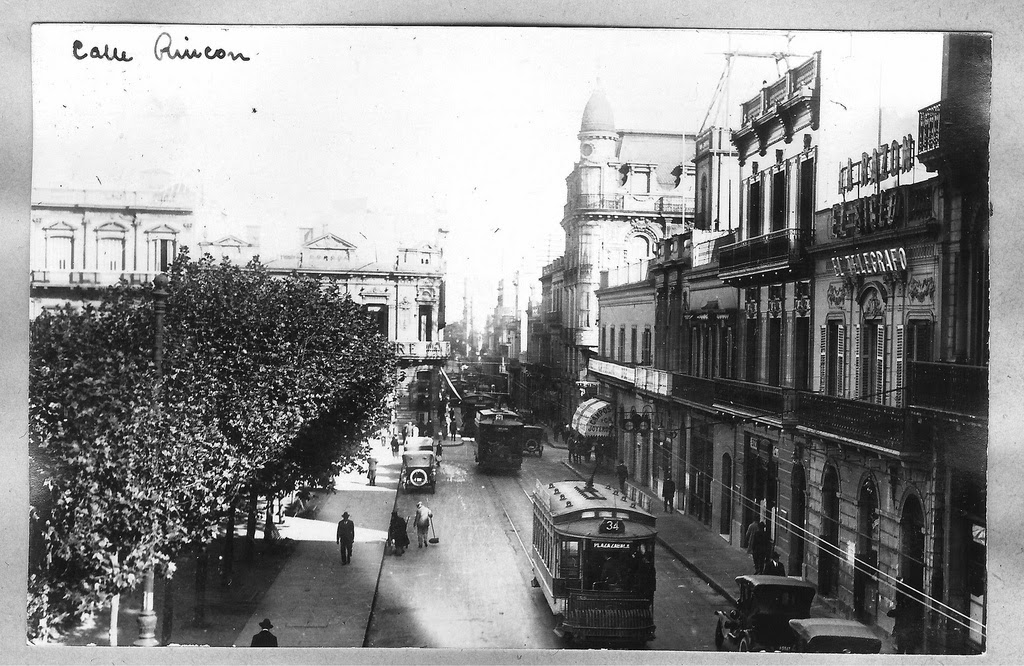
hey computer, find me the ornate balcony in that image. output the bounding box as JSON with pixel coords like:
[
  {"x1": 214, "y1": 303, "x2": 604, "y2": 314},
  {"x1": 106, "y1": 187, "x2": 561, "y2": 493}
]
[
  {"x1": 717, "y1": 228, "x2": 811, "y2": 286},
  {"x1": 733, "y1": 53, "x2": 820, "y2": 160},
  {"x1": 917, "y1": 101, "x2": 945, "y2": 172},
  {"x1": 575, "y1": 326, "x2": 599, "y2": 348},
  {"x1": 906, "y1": 361, "x2": 987, "y2": 420},
  {"x1": 794, "y1": 391, "x2": 912, "y2": 457},
  {"x1": 566, "y1": 193, "x2": 692, "y2": 218}
]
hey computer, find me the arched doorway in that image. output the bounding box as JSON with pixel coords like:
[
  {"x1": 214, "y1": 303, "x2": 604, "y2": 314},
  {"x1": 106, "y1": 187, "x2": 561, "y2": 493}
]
[
  {"x1": 789, "y1": 465, "x2": 806, "y2": 576},
  {"x1": 818, "y1": 465, "x2": 840, "y2": 596},
  {"x1": 855, "y1": 477, "x2": 880, "y2": 623},
  {"x1": 720, "y1": 453, "x2": 733, "y2": 536},
  {"x1": 899, "y1": 494, "x2": 927, "y2": 653}
]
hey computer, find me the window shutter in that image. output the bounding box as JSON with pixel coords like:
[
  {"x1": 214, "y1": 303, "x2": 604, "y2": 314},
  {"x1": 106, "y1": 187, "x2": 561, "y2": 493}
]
[
  {"x1": 852, "y1": 324, "x2": 861, "y2": 400},
  {"x1": 895, "y1": 324, "x2": 905, "y2": 407},
  {"x1": 836, "y1": 325, "x2": 846, "y2": 396},
  {"x1": 819, "y1": 325, "x2": 827, "y2": 392},
  {"x1": 875, "y1": 324, "x2": 886, "y2": 404}
]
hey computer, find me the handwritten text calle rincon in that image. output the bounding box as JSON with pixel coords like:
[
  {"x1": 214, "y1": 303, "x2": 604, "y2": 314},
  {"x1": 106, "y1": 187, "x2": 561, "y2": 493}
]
[{"x1": 72, "y1": 32, "x2": 251, "y2": 63}]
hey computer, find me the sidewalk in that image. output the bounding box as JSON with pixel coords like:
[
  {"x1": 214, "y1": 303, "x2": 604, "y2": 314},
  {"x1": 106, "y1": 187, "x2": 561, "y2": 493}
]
[
  {"x1": 558, "y1": 450, "x2": 897, "y2": 654},
  {"x1": 233, "y1": 438, "x2": 401, "y2": 647}
]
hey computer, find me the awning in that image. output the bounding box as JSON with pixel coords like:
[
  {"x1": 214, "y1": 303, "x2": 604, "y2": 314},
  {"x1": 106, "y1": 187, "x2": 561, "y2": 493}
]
[
  {"x1": 439, "y1": 367, "x2": 462, "y2": 401},
  {"x1": 571, "y1": 398, "x2": 615, "y2": 438}
]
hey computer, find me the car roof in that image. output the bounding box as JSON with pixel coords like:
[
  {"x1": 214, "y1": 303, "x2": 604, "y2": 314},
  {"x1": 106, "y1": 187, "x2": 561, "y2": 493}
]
[
  {"x1": 402, "y1": 451, "x2": 435, "y2": 465},
  {"x1": 405, "y1": 436, "x2": 434, "y2": 451},
  {"x1": 736, "y1": 575, "x2": 817, "y2": 590},
  {"x1": 788, "y1": 618, "x2": 880, "y2": 640}
]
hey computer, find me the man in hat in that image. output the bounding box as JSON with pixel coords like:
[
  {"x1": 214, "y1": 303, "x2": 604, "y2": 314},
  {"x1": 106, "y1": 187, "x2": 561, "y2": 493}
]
[
  {"x1": 661, "y1": 473, "x2": 677, "y2": 513},
  {"x1": 413, "y1": 501, "x2": 433, "y2": 548},
  {"x1": 250, "y1": 618, "x2": 278, "y2": 647},
  {"x1": 336, "y1": 511, "x2": 355, "y2": 564},
  {"x1": 616, "y1": 460, "x2": 629, "y2": 494}
]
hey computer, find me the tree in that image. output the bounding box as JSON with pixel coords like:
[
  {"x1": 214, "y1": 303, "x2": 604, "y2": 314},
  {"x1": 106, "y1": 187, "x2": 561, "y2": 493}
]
[{"x1": 28, "y1": 252, "x2": 397, "y2": 641}]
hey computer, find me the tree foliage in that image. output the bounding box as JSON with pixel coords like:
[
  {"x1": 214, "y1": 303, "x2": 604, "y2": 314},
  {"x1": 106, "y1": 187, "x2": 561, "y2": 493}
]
[{"x1": 28, "y1": 251, "x2": 396, "y2": 640}]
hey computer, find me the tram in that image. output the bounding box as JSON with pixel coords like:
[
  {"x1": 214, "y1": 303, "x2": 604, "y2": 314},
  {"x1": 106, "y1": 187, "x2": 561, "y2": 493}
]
[
  {"x1": 473, "y1": 407, "x2": 524, "y2": 472},
  {"x1": 530, "y1": 479, "x2": 657, "y2": 644}
]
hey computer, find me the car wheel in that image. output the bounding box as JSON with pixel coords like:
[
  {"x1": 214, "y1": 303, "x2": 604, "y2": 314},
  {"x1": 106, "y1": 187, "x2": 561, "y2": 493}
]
[
  {"x1": 714, "y1": 621, "x2": 724, "y2": 651},
  {"x1": 738, "y1": 636, "x2": 751, "y2": 652}
]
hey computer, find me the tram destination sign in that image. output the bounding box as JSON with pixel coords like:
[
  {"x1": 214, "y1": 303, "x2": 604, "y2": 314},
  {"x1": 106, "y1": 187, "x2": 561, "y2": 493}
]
[
  {"x1": 598, "y1": 519, "x2": 626, "y2": 535},
  {"x1": 593, "y1": 541, "x2": 631, "y2": 550}
]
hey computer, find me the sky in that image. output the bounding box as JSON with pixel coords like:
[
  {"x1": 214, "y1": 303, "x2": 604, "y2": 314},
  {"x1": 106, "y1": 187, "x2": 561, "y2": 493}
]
[{"x1": 31, "y1": 26, "x2": 942, "y2": 327}]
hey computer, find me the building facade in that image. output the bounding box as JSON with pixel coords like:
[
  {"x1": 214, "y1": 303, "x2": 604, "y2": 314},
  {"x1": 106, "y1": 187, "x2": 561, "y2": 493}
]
[
  {"x1": 530, "y1": 88, "x2": 695, "y2": 434},
  {"x1": 265, "y1": 233, "x2": 450, "y2": 433},
  {"x1": 580, "y1": 34, "x2": 988, "y2": 654}
]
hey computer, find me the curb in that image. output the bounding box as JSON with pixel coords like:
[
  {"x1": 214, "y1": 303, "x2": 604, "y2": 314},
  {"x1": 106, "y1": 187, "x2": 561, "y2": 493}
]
[{"x1": 559, "y1": 460, "x2": 737, "y2": 606}]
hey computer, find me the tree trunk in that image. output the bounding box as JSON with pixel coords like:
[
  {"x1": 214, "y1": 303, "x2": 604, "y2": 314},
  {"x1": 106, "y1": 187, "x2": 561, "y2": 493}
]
[
  {"x1": 193, "y1": 545, "x2": 208, "y2": 626},
  {"x1": 161, "y1": 568, "x2": 174, "y2": 645},
  {"x1": 109, "y1": 594, "x2": 119, "y2": 646},
  {"x1": 221, "y1": 505, "x2": 235, "y2": 588},
  {"x1": 245, "y1": 488, "x2": 258, "y2": 562}
]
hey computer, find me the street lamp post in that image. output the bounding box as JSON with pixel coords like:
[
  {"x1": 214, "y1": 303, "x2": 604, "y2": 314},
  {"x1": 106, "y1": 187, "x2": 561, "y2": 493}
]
[{"x1": 135, "y1": 273, "x2": 168, "y2": 647}]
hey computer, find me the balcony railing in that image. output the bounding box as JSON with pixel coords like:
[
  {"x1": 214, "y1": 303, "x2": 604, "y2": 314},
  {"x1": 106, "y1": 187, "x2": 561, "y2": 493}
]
[
  {"x1": 739, "y1": 54, "x2": 818, "y2": 129},
  {"x1": 670, "y1": 373, "x2": 716, "y2": 409},
  {"x1": 590, "y1": 358, "x2": 636, "y2": 384},
  {"x1": 718, "y1": 228, "x2": 810, "y2": 277},
  {"x1": 906, "y1": 361, "x2": 988, "y2": 419},
  {"x1": 567, "y1": 193, "x2": 693, "y2": 217},
  {"x1": 31, "y1": 269, "x2": 159, "y2": 288},
  {"x1": 575, "y1": 194, "x2": 625, "y2": 211},
  {"x1": 795, "y1": 391, "x2": 909, "y2": 454},
  {"x1": 636, "y1": 368, "x2": 671, "y2": 396},
  {"x1": 715, "y1": 378, "x2": 794, "y2": 425},
  {"x1": 918, "y1": 101, "x2": 942, "y2": 155}
]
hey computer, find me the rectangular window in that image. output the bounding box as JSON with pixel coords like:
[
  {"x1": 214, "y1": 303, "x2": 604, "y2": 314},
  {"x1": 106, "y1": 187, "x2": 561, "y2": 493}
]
[
  {"x1": 46, "y1": 236, "x2": 73, "y2": 270},
  {"x1": 745, "y1": 319, "x2": 759, "y2": 382},
  {"x1": 631, "y1": 327, "x2": 638, "y2": 364},
  {"x1": 767, "y1": 317, "x2": 782, "y2": 386},
  {"x1": 97, "y1": 237, "x2": 124, "y2": 271},
  {"x1": 907, "y1": 320, "x2": 933, "y2": 362},
  {"x1": 747, "y1": 178, "x2": 763, "y2": 238},
  {"x1": 600, "y1": 326, "x2": 606, "y2": 357},
  {"x1": 157, "y1": 238, "x2": 176, "y2": 272},
  {"x1": 771, "y1": 169, "x2": 787, "y2": 232},
  {"x1": 861, "y1": 324, "x2": 885, "y2": 402},
  {"x1": 609, "y1": 327, "x2": 616, "y2": 360},
  {"x1": 642, "y1": 327, "x2": 652, "y2": 366},
  {"x1": 794, "y1": 317, "x2": 810, "y2": 391},
  {"x1": 418, "y1": 304, "x2": 433, "y2": 342},
  {"x1": 825, "y1": 321, "x2": 845, "y2": 396},
  {"x1": 558, "y1": 539, "x2": 580, "y2": 579},
  {"x1": 799, "y1": 157, "x2": 815, "y2": 231},
  {"x1": 718, "y1": 323, "x2": 735, "y2": 379},
  {"x1": 618, "y1": 326, "x2": 626, "y2": 361}
]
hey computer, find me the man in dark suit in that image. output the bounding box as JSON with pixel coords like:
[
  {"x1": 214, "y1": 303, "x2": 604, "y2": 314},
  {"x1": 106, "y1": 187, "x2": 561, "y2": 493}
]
[
  {"x1": 337, "y1": 511, "x2": 355, "y2": 564},
  {"x1": 250, "y1": 618, "x2": 278, "y2": 647}
]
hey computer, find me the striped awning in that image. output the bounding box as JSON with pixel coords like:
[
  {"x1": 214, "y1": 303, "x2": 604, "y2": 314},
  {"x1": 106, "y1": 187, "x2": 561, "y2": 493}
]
[{"x1": 571, "y1": 398, "x2": 615, "y2": 438}]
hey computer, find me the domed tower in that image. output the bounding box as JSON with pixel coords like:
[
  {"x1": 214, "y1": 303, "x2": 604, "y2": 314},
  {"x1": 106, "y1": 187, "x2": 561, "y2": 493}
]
[{"x1": 577, "y1": 88, "x2": 619, "y2": 169}]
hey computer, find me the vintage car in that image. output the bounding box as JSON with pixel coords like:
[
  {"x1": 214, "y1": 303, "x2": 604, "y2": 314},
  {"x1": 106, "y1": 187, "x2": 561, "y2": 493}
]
[
  {"x1": 400, "y1": 441, "x2": 437, "y2": 493},
  {"x1": 713, "y1": 575, "x2": 816, "y2": 652},
  {"x1": 522, "y1": 424, "x2": 545, "y2": 457},
  {"x1": 788, "y1": 618, "x2": 882, "y2": 654}
]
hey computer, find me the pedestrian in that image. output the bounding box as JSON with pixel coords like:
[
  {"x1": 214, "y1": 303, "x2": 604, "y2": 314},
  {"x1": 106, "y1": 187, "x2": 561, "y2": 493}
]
[
  {"x1": 747, "y1": 521, "x2": 770, "y2": 574},
  {"x1": 616, "y1": 459, "x2": 629, "y2": 494},
  {"x1": 413, "y1": 501, "x2": 433, "y2": 548},
  {"x1": 367, "y1": 456, "x2": 378, "y2": 486},
  {"x1": 449, "y1": 418, "x2": 458, "y2": 440},
  {"x1": 390, "y1": 434, "x2": 400, "y2": 457},
  {"x1": 388, "y1": 509, "x2": 410, "y2": 556},
  {"x1": 434, "y1": 436, "x2": 443, "y2": 464},
  {"x1": 662, "y1": 474, "x2": 677, "y2": 513},
  {"x1": 887, "y1": 576, "x2": 922, "y2": 654},
  {"x1": 250, "y1": 618, "x2": 278, "y2": 647},
  {"x1": 762, "y1": 550, "x2": 786, "y2": 576},
  {"x1": 336, "y1": 511, "x2": 355, "y2": 564}
]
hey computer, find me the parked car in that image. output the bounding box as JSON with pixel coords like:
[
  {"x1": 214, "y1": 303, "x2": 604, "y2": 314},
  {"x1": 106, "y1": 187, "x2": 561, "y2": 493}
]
[
  {"x1": 400, "y1": 439, "x2": 437, "y2": 493},
  {"x1": 788, "y1": 618, "x2": 882, "y2": 654},
  {"x1": 713, "y1": 575, "x2": 816, "y2": 652}
]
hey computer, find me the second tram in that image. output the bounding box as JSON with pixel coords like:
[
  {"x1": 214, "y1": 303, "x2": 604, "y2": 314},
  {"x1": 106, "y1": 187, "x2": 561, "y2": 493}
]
[
  {"x1": 473, "y1": 407, "x2": 524, "y2": 472},
  {"x1": 530, "y1": 479, "x2": 657, "y2": 644}
]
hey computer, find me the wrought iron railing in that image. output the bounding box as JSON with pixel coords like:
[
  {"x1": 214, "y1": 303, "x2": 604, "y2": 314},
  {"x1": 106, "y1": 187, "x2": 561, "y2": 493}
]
[
  {"x1": 918, "y1": 101, "x2": 942, "y2": 154},
  {"x1": 671, "y1": 373, "x2": 716, "y2": 408},
  {"x1": 795, "y1": 391, "x2": 909, "y2": 453},
  {"x1": 906, "y1": 361, "x2": 987, "y2": 419},
  {"x1": 718, "y1": 228, "x2": 809, "y2": 274},
  {"x1": 714, "y1": 379, "x2": 794, "y2": 424},
  {"x1": 575, "y1": 194, "x2": 625, "y2": 210}
]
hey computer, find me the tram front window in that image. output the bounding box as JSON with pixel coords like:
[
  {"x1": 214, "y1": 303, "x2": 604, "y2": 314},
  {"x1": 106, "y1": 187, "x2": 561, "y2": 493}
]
[{"x1": 586, "y1": 542, "x2": 655, "y2": 595}]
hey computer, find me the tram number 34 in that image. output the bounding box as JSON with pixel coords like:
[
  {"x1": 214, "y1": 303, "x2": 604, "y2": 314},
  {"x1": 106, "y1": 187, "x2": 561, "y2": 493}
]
[{"x1": 599, "y1": 519, "x2": 625, "y2": 534}]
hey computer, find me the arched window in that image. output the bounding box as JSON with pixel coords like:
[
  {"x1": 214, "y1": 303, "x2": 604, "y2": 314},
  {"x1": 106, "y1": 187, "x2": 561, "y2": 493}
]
[
  {"x1": 95, "y1": 222, "x2": 127, "y2": 272},
  {"x1": 625, "y1": 235, "x2": 652, "y2": 265},
  {"x1": 819, "y1": 465, "x2": 841, "y2": 596},
  {"x1": 44, "y1": 223, "x2": 75, "y2": 270}
]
